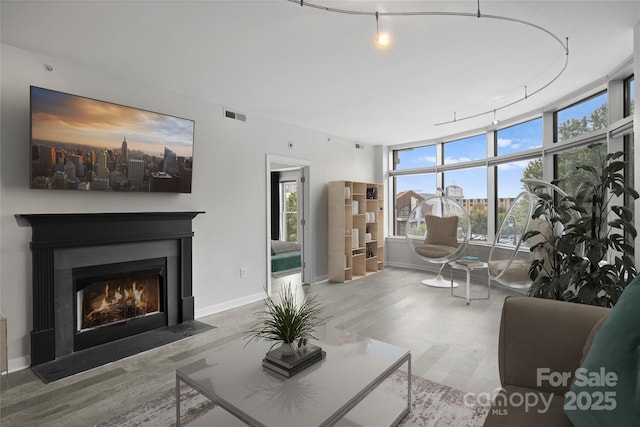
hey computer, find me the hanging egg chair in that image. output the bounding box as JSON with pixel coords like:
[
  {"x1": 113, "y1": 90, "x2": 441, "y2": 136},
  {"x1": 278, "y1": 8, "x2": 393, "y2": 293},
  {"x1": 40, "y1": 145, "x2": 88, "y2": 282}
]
[
  {"x1": 488, "y1": 179, "x2": 571, "y2": 290},
  {"x1": 405, "y1": 195, "x2": 471, "y2": 287}
]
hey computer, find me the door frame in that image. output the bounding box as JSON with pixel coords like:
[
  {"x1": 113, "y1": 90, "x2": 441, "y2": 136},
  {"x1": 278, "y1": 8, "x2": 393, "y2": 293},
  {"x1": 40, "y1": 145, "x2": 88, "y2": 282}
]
[{"x1": 266, "y1": 154, "x2": 312, "y2": 296}]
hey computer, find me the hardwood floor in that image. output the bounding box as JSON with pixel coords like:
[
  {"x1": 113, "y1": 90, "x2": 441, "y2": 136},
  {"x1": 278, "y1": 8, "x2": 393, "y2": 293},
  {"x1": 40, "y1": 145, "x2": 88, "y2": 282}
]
[{"x1": 0, "y1": 267, "x2": 518, "y2": 427}]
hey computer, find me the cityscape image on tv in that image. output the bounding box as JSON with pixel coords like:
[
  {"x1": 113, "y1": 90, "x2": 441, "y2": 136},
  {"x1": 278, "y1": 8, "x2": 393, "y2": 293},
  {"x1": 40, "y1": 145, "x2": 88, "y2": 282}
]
[{"x1": 30, "y1": 86, "x2": 195, "y2": 193}]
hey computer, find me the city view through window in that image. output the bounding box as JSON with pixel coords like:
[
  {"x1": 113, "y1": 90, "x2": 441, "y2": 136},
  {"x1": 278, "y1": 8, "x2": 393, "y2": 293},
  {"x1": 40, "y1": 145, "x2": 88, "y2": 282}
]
[{"x1": 393, "y1": 93, "x2": 616, "y2": 243}]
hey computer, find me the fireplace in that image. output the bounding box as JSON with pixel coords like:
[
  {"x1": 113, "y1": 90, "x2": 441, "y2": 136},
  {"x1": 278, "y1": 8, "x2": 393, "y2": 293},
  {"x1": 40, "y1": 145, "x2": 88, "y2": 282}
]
[{"x1": 17, "y1": 212, "x2": 203, "y2": 367}]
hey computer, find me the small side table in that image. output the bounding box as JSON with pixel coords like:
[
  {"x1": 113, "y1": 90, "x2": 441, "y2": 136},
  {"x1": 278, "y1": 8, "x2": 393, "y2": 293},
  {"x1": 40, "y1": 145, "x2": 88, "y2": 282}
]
[{"x1": 449, "y1": 261, "x2": 490, "y2": 305}]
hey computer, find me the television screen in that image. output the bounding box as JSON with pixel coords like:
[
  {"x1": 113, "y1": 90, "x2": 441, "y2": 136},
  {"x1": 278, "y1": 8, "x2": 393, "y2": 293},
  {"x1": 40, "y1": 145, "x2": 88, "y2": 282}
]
[{"x1": 30, "y1": 86, "x2": 195, "y2": 193}]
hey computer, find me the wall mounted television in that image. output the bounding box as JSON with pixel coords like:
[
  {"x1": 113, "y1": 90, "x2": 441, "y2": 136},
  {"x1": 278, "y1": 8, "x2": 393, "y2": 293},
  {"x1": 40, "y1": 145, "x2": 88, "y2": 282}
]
[{"x1": 30, "y1": 86, "x2": 195, "y2": 193}]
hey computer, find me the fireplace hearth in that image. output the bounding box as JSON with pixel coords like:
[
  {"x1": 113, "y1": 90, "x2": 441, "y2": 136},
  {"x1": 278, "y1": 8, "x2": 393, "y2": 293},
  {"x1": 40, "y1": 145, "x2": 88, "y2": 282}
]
[{"x1": 17, "y1": 212, "x2": 205, "y2": 377}]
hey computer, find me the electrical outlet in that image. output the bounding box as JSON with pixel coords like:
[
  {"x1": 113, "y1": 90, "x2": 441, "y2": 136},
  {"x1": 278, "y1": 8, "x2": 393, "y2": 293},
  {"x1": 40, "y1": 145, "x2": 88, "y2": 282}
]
[{"x1": 240, "y1": 268, "x2": 247, "y2": 278}]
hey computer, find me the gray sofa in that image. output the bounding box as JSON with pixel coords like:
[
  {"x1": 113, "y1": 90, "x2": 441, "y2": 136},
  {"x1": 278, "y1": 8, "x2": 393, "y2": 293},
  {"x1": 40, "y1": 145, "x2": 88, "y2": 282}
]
[{"x1": 483, "y1": 296, "x2": 610, "y2": 426}]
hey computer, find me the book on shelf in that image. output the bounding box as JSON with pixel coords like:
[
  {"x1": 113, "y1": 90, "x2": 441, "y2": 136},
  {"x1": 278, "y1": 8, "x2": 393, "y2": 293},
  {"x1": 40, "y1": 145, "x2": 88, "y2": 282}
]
[
  {"x1": 262, "y1": 351, "x2": 326, "y2": 378},
  {"x1": 265, "y1": 344, "x2": 323, "y2": 369}
]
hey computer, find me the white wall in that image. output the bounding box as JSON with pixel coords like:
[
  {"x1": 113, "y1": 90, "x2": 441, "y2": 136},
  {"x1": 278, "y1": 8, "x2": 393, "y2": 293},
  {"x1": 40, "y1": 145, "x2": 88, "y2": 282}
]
[{"x1": 0, "y1": 44, "x2": 379, "y2": 370}]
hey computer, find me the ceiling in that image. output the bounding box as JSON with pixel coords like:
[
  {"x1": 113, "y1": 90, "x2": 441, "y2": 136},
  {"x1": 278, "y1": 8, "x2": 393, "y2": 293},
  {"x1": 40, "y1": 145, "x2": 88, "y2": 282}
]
[{"x1": 2, "y1": 1, "x2": 639, "y2": 145}]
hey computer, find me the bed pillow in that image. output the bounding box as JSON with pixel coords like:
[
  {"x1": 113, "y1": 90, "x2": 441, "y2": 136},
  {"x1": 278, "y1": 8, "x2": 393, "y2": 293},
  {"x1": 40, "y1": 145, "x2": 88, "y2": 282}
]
[
  {"x1": 424, "y1": 215, "x2": 459, "y2": 247},
  {"x1": 564, "y1": 275, "x2": 640, "y2": 425},
  {"x1": 271, "y1": 240, "x2": 301, "y2": 254}
]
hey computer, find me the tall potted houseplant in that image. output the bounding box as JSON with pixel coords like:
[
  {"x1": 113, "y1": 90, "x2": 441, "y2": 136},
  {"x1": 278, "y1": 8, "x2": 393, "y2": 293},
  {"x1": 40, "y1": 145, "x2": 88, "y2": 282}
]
[{"x1": 528, "y1": 144, "x2": 638, "y2": 307}]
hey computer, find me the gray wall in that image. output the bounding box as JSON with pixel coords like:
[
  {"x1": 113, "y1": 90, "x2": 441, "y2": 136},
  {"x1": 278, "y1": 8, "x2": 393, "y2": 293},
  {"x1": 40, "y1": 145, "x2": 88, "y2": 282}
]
[{"x1": 0, "y1": 44, "x2": 379, "y2": 369}]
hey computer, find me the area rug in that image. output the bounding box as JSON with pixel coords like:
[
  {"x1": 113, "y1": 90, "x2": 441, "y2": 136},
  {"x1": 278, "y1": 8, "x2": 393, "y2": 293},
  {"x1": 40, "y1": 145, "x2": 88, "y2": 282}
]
[{"x1": 97, "y1": 370, "x2": 488, "y2": 427}]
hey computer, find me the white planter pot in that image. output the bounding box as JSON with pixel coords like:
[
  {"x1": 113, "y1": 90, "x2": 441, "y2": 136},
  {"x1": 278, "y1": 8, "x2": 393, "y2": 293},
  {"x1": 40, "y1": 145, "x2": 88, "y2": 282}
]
[{"x1": 280, "y1": 342, "x2": 297, "y2": 356}]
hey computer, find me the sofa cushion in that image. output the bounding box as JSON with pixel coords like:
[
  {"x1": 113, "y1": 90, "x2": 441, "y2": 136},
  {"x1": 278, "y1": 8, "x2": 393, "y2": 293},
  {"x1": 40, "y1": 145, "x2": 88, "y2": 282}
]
[
  {"x1": 424, "y1": 215, "x2": 459, "y2": 247},
  {"x1": 579, "y1": 315, "x2": 607, "y2": 367},
  {"x1": 483, "y1": 385, "x2": 573, "y2": 427},
  {"x1": 498, "y1": 297, "x2": 609, "y2": 397},
  {"x1": 564, "y1": 275, "x2": 640, "y2": 425}
]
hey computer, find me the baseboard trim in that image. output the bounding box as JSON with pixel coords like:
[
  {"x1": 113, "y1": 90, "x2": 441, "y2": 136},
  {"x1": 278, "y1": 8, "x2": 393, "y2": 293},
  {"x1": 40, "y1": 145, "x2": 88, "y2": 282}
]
[
  {"x1": 310, "y1": 274, "x2": 328, "y2": 285},
  {"x1": 8, "y1": 355, "x2": 30, "y2": 373},
  {"x1": 385, "y1": 261, "x2": 436, "y2": 272},
  {"x1": 195, "y1": 292, "x2": 265, "y2": 319}
]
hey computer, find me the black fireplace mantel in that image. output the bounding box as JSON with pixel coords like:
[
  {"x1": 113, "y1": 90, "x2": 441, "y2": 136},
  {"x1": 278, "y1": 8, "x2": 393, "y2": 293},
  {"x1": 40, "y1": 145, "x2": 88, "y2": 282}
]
[
  {"x1": 17, "y1": 211, "x2": 204, "y2": 248},
  {"x1": 17, "y1": 211, "x2": 204, "y2": 366}
]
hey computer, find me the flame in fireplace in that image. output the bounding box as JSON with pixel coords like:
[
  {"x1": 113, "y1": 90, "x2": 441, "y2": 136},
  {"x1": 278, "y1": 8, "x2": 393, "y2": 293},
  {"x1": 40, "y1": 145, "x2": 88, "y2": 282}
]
[
  {"x1": 98, "y1": 283, "x2": 110, "y2": 311},
  {"x1": 95, "y1": 281, "x2": 144, "y2": 312},
  {"x1": 128, "y1": 281, "x2": 144, "y2": 303},
  {"x1": 83, "y1": 279, "x2": 152, "y2": 329}
]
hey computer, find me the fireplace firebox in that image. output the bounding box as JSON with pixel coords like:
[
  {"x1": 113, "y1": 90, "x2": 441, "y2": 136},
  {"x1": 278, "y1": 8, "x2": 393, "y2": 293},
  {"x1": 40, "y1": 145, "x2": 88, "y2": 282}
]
[
  {"x1": 78, "y1": 266, "x2": 162, "y2": 331},
  {"x1": 73, "y1": 258, "x2": 167, "y2": 352}
]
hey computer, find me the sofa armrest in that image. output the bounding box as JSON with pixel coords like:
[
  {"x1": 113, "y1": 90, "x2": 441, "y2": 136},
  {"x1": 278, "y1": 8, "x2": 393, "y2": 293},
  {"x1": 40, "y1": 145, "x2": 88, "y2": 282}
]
[{"x1": 499, "y1": 296, "x2": 609, "y2": 395}]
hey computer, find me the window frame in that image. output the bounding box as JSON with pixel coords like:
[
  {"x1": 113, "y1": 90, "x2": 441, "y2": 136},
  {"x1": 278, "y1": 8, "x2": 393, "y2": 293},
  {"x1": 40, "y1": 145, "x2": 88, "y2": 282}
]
[
  {"x1": 387, "y1": 75, "x2": 634, "y2": 272},
  {"x1": 624, "y1": 74, "x2": 634, "y2": 118}
]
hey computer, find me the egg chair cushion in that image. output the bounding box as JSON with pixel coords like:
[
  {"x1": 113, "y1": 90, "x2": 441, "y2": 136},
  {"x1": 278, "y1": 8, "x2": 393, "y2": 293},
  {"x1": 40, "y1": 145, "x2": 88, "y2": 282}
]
[
  {"x1": 527, "y1": 218, "x2": 552, "y2": 245},
  {"x1": 489, "y1": 218, "x2": 553, "y2": 286},
  {"x1": 415, "y1": 243, "x2": 458, "y2": 259},
  {"x1": 488, "y1": 259, "x2": 531, "y2": 284},
  {"x1": 526, "y1": 218, "x2": 553, "y2": 274},
  {"x1": 424, "y1": 215, "x2": 459, "y2": 247}
]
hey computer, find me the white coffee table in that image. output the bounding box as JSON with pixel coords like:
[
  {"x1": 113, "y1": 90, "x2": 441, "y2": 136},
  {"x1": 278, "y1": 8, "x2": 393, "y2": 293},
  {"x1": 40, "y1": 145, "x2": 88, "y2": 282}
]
[{"x1": 176, "y1": 326, "x2": 411, "y2": 426}]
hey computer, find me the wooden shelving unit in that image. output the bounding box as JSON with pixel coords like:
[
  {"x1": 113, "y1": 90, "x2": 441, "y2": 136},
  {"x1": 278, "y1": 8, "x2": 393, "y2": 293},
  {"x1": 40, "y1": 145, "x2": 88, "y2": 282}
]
[{"x1": 328, "y1": 181, "x2": 384, "y2": 283}]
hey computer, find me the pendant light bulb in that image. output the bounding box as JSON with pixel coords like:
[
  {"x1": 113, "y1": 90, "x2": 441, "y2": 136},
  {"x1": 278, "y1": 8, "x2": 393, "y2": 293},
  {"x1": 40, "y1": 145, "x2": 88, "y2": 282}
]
[
  {"x1": 376, "y1": 32, "x2": 390, "y2": 47},
  {"x1": 375, "y1": 12, "x2": 390, "y2": 48}
]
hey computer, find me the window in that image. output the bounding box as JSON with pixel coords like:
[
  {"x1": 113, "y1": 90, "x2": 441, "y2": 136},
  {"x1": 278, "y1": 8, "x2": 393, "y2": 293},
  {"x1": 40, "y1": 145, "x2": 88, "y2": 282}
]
[
  {"x1": 496, "y1": 158, "x2": 542, "y2": 228},
  {"x1": 496, "y1": 118, "x2": 542, "y2": 156},
  {"x1": 623, "y1": 76, "x2": 634, "y2": 235},
  {"x1": 394, "y1": 174, "x2": 436, "y2": 237},
  {"x1": 625, "y1": 133, "x2": 635, "y2": 226},
  {"x1": 555, "y1": 92, "x2": 608, "y2": 142},
  {"x1": 281, "y1": 181, "x2": 297, "y2": 242},
  {"x1": 624, "y1": 75, "x2": 634, "y2": 117},
  {"x1": 443, "y1": 134, "x2": 486, "y2": 164},
  {"x1": 443, "y1": 167, "x2": 487, "y2": 241},
  {"x1": 554, "y1": 143, "x2": 607, "y2": 200},
  {"x1": 388, "y1": 68, "x2": 635, "y2": 271},
  {"x1": 393, "y1": 145, "x2": 437, "y2": 171}
]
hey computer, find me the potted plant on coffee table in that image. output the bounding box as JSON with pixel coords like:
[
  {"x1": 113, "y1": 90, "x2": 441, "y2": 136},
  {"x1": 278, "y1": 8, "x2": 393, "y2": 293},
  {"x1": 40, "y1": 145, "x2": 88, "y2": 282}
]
[{"x1": 245, "y1": 284, "x2": 329, "y2": 356}]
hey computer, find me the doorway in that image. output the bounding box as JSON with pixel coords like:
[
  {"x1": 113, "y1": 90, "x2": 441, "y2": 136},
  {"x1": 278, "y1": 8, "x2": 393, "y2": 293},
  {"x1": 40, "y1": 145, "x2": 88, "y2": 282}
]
[{"x1": 266, "y1": 155, "x2": 312, "y2": 296}]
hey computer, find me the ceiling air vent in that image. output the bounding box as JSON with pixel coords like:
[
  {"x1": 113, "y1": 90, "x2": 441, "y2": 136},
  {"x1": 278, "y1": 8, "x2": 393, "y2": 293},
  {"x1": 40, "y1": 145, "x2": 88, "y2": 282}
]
[{"x1": 224, "y1": 108, "x2": 247, "y2": 122}]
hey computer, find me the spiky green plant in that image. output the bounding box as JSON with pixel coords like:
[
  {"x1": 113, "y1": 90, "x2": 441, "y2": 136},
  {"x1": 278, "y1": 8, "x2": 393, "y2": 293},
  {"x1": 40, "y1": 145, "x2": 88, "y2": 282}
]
[{"x1": 244, "y1": 285, "x2": 329, "y2": 349}]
